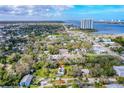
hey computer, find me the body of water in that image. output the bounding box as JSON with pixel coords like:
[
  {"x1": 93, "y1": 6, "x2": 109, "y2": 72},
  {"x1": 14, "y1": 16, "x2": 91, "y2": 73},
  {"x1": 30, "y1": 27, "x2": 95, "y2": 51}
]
[{"x1": 65, "y1": 21, "x2": 124, "y2": 34}]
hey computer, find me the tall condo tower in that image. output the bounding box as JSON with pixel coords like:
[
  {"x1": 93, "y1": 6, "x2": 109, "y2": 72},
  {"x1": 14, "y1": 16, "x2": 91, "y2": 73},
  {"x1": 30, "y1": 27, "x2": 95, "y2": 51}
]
[{"x1": 80, "y1": 19, "x2": 93, "y2": 29}]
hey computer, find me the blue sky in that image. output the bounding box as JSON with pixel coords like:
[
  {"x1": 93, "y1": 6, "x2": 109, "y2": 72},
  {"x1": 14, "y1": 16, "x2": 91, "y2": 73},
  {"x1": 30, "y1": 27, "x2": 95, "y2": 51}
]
[{"x1": 0, "y1": 5, "x2": 124, "y2": 21}]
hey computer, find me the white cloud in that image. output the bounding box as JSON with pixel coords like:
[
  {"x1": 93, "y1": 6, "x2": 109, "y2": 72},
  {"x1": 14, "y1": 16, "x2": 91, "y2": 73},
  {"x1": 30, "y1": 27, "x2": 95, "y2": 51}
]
[{"x1": 0, "y1": 5, "x2": 74, "y2": 18}]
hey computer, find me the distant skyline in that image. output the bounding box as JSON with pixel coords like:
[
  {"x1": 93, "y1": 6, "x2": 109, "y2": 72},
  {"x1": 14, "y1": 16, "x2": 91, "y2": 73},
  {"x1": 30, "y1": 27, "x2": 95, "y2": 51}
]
[{"x1": 0, "y1": 5, "x2": 124, "y2": 21}]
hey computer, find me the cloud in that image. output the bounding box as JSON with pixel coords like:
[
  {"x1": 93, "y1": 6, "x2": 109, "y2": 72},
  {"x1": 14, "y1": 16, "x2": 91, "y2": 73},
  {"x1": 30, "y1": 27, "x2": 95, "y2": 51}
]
[
  {"x1": 1, "y1": 5, "x2": 124, "y2": 20},
  {"x1": 0, "y1": 5, "x2": 74, "y2": 18}
]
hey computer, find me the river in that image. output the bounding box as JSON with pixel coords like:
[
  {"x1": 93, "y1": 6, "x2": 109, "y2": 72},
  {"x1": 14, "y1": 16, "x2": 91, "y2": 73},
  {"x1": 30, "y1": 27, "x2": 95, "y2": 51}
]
[{"x1": 65, "y1": 21, "x2": 124, "y2": 35}]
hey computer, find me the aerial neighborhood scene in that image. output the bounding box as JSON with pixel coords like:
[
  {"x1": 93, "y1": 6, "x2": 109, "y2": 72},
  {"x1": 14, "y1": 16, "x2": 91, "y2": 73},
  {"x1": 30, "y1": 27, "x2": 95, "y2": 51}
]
[{"x1": 0, "y1": 5, "x2": 124, "y2": 88}]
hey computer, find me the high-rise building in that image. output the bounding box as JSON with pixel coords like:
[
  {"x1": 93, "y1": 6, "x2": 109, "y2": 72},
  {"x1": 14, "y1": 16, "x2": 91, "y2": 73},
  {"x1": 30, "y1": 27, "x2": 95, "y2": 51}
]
[{"x1": 80, "y1": 19, "x2": 93, "y2": 29}]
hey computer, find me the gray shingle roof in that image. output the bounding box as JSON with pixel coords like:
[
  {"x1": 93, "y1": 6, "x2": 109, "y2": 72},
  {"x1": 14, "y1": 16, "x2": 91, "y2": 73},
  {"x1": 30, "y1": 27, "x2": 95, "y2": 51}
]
[{"x1": 20, "y1": 74, "x2": 33, "y2": 83}]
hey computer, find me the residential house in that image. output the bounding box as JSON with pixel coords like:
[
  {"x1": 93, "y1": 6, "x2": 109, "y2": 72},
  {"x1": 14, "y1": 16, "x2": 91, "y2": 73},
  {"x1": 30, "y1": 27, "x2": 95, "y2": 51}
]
[
  {"x1": 59, "y1": 48, "x2": 75, "y2": 59},
  {"x1": 93, "y1": 45, "x2": 107, "y2": 54},
  {"x1": 81, "y1": 48, "x2": 87, "y2": 54},
  {"x1": 47, "y1": 35, "x2": 56, "y2": 40},
  {"x1": 102, "y1": 38, "x2": 115, "y2": 45},
  {"x1": 48, "y1": 54, "x2": 62, "y2": 61},
  {"x1": 40, "y1": 78, "x2": 49, "y2": 86},
  {"x1": 81, "y1": 69, "x2": 90, "y2": 75},
  {"x1": 44, "y1": 51, "x2": 49, "y2": 55},
  {"x1": 54, "y1": 79, "x2": 66, "y2": 85},
  {"x1": 121, "y1": 51, "x2": 124, "y2": 57},
  {"x1": 19, "y1": 74, "x2": 33, "y2": 87},
  {"x1": 62, "y1": 53, "x2": 76, "y2": 59},
  {"x1": 113, "y1": 66, "x2": 124, "y2": 77},
  {"x1": 57, "y1": 66, "x2": 65, "y2": 76},
  {"x1": 108, "y1": 78, "x2": 117, "y2": 83},
  {"x1": 59, "y1": 49, "x2": 68, "y2": 55},
  {"x1": 105, "y1": 84, "x2": 124, "y2": 88}
]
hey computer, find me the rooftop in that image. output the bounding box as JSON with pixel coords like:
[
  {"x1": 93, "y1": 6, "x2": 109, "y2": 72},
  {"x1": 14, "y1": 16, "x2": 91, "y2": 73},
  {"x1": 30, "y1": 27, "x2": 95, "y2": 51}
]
[
  {"x1": 105, "y1": 84, "x2": 124, "y2": 88},
  {"x1": 20, "y1": 74, "x2": 33, "y2": 84},
  {"x1": 59, "y1": 49, "x2": 68, "y2": 54},
  {"x1": 113, "y1": 66, "x2": 124, "y2": 77}
]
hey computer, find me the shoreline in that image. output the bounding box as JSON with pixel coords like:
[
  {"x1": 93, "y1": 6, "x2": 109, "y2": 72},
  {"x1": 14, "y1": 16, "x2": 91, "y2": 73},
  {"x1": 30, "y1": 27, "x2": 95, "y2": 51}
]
[{"x1": 93, "y1": 33, "x2": 124, "y2": 38}]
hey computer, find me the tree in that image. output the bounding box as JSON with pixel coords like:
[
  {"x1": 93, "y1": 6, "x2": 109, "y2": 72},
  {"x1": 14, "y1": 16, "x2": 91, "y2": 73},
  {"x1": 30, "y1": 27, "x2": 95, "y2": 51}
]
[
  {"x1": 15, "y1": 62, "x2": 30, "y2": 76},
  {"x1": 32, "y1": 61, "x2": 45, "y2": 70},
  {"x1": 72, "y1": 67, "x2": 83, "y2": 78},
  {"x1": 6, "y1": 53, "x2": 20, "y2": 64},
  {"x1": 19, "y1": 54, "x2": 33, "y2": 65},
  {"x1": 34, "y1": 68, "x2": 50, "y2": 78},
  {"x1": 87, "y1": 55, "x2": 121, "y2": 77},
  {"x1": 0, "y1": 67, "x2": 20, "y2": 86},
  {"x1": 72, "y1": 79, "x2": 80, "y2": 88},
  {"x1": 15, "y1": 54, "x2": 33, "y2": 75},
  {"x1": 113, "y1": 36, "x2": 124, "y2": 46},
  {"x1": 94, "y1": 81, "x2": 104, "y2": 88},
  {"x1": 47, "y1": 45, "x2": 59, "y2": 54},
  {"x1": 117, "y1": 77, "x2": 124, "y2": 84}
]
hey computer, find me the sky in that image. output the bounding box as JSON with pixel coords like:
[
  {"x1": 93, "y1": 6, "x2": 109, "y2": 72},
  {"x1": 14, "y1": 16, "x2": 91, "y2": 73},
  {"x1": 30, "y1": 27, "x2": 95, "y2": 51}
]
[{"x1": 0, "y1": 5, "x2": 124, "y2": 21}]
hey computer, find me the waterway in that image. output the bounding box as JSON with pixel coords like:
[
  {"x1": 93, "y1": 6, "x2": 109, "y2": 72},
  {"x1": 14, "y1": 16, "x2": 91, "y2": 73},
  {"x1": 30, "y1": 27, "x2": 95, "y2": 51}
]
[{"x1": 65, "y1": 21, "x2": 124, "y2": 35}]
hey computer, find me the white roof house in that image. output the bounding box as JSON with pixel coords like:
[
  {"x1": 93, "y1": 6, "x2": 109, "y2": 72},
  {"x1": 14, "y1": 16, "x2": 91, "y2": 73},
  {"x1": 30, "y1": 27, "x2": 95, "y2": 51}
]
[
  {"x1": 103, "y1": 41, "x2": 115, "y2": 45},
  {"x1": 62, "y1": 53, "x2": 75, "y2": 59},
  {"x1": 57, "y1": 67, "x2": 65, "y2": 76},
  {"x1": 102, "y1": 38, "x2": 112, "y2": 42},
  {"x1": 95, "y1": 38, "x2": 100, "y2": 42},
  {"x1": 105, "y1": 84, "x2": 124, "y2": 88},
  {"x1": 108, "y1": 78, "x2": 117, "y2": 83},
  {"x1": 79, "y1": 34, "x2": 85, "y2": 39},
  {"x1": 47, "y1": 35, "x2": 56, "y2": 40},
  {"x1": 96, "y1": 38, "x2": 115, "y2": 45},
  {"x1": 113, "y1": 66, "x2": 124, "y2": 77},
  {"x1": 81, "y1": 48, "x2": 87, "y2": 52},
  {"x1": 44, "y1": 51, "x2": 49, "y2": 54},
  {"x1": 102, "y1": 38, "x2": 115, "y2": 45},
  {"x1": 87, "y1": 78, "x2": 100, "y2": 84},
  {"x1": 49, "y1": 54, "x2": 62, "y2": 61},
  {"x1": 93, "y1": 45, "x2": 107, "y2": 54},
  {"x1": 70, "y1": 40, "x2": 75, "y2": 43},
  {"x1": 81, "y1": 69, "x2": 90, "y2": 75},
  {"x1": 59, "y1": 49, "x2": 68, "y2": 54},
  {"x1": 40, "y1": 79, "x2": 48, "y2": 86}
]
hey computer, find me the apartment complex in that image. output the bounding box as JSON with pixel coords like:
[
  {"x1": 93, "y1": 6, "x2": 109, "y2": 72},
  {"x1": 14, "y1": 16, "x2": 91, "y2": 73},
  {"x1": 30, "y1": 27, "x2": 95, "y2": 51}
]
[{"x1": 80, "y1": 19, "x2": 93, "y2": 29}]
